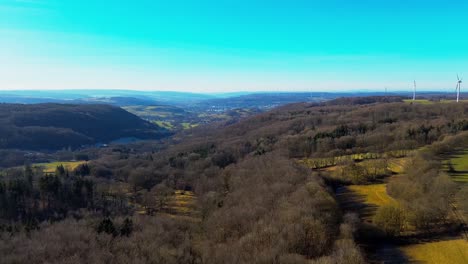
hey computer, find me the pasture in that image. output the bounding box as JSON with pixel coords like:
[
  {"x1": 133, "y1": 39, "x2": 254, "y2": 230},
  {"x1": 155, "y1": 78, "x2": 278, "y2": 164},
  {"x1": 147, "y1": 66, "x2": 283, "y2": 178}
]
[
  {"x1": 153, "y1": 120, "x2": 175, "y2": 130},
  {"x1": 33, "y1": 161, "x2": 86, "y2": 174},
  {"x1": 181, "y1": 122, "x2": 199, "y2": 129},
  {"x1": 348, "y1": 184, "x2": 397, "y2": 208},
  {"x1": 403, "y1": 99, "x2": 434, "y2": 104},
  {"x1": 446, "y1": 150, "x2": 468, "y2": 183},
  {"x1": 401, "y1": 239, "x2": 468, "y2": 264}
]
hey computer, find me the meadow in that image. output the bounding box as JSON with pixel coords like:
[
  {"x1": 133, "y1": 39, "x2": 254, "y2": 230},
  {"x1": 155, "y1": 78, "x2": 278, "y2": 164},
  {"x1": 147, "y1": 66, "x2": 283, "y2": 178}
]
[
  {"x1": 348, "y1": 184, "x2": 397, "y2": 208},
  {"x1": 33, "y1": 161, "x2": 86, "y2": 174},
  {"x1": 446, "y1": 150, "x2": 468, "y2": 183},
  {"x1": 401, "y1": 239, "x2": 468, "y2": 264},
  {"x1": 403, "y1": 99, "x2": 434, "y2": 104}
]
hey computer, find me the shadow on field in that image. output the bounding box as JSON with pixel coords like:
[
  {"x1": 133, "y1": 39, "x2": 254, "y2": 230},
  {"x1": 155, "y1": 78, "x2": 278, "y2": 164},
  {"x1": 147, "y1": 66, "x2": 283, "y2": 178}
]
[
  {"x1": 335, "y1": 186, "x2": 378, "y2": 221},
  {"x1": 335, "y1": 186, "x2": 411, "y2": 264}
]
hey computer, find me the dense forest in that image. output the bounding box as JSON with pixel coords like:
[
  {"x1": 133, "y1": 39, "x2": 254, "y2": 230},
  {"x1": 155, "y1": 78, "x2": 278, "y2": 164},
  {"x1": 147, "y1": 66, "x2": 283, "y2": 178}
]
[
  {"x1": 0, "y1": 98, "x2": 467, "y2": 263},
  {"x1": 0, "y1": 103, "x2": 171, "y2": 151}
]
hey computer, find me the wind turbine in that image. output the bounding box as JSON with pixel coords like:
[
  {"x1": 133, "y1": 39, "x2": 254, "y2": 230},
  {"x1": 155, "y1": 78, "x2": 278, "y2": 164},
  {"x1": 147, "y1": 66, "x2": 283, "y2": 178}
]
[
  {"x1": 456, "y1": 75, "x2": 463, "y2": 103},
  {"x1": 413, "y1": 80, "x2": 417, "y2": 101}
]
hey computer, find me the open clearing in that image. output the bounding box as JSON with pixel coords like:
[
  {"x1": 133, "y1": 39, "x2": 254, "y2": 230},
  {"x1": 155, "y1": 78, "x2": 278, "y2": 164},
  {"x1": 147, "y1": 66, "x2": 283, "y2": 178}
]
[
  {"x1": 153, "y1": 120, "x2": 175, "y2": 130},
  {"x1": 403, "y1": 99, "x2": 434, "y2": 104},
  {"x1": 447, "y1": 150, "x2": 468, "y2": 183},
  {"x1": 348, "y1": 184, "x2": 397, "y2": 208},
  {"x1": 33, "y1": 161, "x2": 86, "y2": 173},
  {"x1": 136, "y1": 190, "x2": 200, "y2": 221},
  {"x1": 401, "y1": 239, "x2": 468, "y2": 264},
  {"x1": 159, "y1": 190, "x2": 200, "y2": 221},
  {"x1": 181, "y1": 122, "x2": 199, "y2": 129}
]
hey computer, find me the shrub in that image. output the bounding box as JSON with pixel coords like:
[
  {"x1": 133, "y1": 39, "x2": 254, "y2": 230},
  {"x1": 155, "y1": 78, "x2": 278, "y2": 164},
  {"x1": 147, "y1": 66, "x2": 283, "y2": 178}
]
[{"x1": 373, "y1": 205, "x2": 405, "y2": 236}]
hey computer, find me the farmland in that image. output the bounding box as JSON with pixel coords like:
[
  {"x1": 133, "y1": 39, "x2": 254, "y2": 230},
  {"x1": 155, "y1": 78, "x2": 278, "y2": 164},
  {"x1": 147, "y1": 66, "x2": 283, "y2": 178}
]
[{"x1": 124, "y1": 105, "x2": 259, "y2": 131}]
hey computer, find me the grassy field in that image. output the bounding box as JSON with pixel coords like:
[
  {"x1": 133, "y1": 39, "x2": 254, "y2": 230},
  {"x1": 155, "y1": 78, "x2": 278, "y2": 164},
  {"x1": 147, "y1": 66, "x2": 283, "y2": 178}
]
[
  {"x1": 153, "y1": 120, "x2": 175, "y2": 130},
  {"x1": 136, "y1": 190, "x2": 200, "y2": 221},
  {"x1": 33, "y1": 161, "x2": 86, "y2": 173},
  {"x1": 401, "y1": 239, "x2": 468, "y2": 264},
  {"x1": 348, "y1": 184, "x2": 397, "y2": 207},
  {"x1": 403, "y1": 99, "x2": 434, "y2": 104},
  {"x1": 447, "y1": 150, "x2": 468, "y2": 183},
  {"x1": 167, "y1": 190, "x2": 198, "y2": 215},
  {"x1": 181, "y1": 122, "x2": 199, "y2": 130}
]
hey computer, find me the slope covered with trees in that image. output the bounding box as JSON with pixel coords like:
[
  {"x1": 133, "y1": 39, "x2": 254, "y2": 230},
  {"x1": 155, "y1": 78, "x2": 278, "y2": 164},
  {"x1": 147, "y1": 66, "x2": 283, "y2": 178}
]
[
  {"x1": 0, "y1": 103, "x2": 171, "y2": 151},
  {"x1": 1, "y1": 98, "x2": 467, "y2": 263}
]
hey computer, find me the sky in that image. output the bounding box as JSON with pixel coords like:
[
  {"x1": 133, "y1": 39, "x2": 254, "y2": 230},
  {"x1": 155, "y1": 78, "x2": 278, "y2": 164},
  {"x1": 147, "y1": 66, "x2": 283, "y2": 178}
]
[{"x1": 1, "y1": 0, "x2": 468, "y2": 93}]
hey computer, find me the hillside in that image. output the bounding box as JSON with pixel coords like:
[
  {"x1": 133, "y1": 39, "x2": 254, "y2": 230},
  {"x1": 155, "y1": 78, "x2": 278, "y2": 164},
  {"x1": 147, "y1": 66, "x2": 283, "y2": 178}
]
[
  {"x1": 0, "y1": 103, "x2": 170, "y2": 150},
  {"x1": 1, "y1": 99, "x2": 468, "y2": 263}
]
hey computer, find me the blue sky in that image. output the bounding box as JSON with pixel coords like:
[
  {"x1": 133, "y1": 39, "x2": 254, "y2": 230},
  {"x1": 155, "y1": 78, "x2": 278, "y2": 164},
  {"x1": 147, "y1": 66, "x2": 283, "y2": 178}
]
[{"x1": 1, "y1": 0, "x2": 467, "y2": 92}]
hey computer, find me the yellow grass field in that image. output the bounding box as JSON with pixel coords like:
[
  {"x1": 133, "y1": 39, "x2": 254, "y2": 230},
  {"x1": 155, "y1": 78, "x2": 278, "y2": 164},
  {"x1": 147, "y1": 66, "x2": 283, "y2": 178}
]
[
  {"x1": 33, "y1": 161, "x2": 86, "y2": 173},
  {"x1": 136, "y1": 190, "x2": 200, "y2": 221},
  {"x1": 159, "y1": 190, "x2": 200, "y2": 221},
  {"x1": 167, "y1": 190, "x2": 198, "y2": 215},
  {"x1": 348, "y1": 184, "x2": 397, "y2": 207},
  {"x1": 401, "y1": 239, "x2": 468, "y2": 264},
  {"x1": 448, "y1": 150, "x2": 468, "y2": 183}
]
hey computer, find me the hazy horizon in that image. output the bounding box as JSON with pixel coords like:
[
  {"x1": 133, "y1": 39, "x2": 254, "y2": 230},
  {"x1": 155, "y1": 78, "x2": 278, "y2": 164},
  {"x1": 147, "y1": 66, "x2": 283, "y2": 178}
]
[
  {"x1": 1, "y1": 1, "x2": 467, "y2": 92},
  {"x1": 0, "y1": 88, "x2": 462, "y2": 95}
]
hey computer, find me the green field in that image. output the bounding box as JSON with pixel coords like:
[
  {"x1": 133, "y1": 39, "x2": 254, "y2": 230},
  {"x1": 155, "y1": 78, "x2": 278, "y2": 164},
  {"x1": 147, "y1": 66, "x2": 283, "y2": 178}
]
[
  {"x1": 153, "y1": 120, "x2": 175, "y2": 130},
  {"x1": 403, "y1": 99, "x2": 434, "y2": 104},
  {"x1": 447, "y1": 150, "x2": 468, "y2": 182},
  {"x1": 33, "y1": 161, "x2": 86, "y2": 173},
  {"x1": 181, "y1": 122, "x2": 199, "y2": 129},
  {"x1": 401, "y1": 239, "x2": 468, "y2": 264}
]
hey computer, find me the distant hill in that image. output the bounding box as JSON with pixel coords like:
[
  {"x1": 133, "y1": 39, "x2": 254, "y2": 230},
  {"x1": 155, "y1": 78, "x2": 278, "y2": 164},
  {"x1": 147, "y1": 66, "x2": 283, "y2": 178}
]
[
  {"x1": 77, "y1": 96, "x2": 161, "y2": 106},
  {"x1": 324, "y1": 96, "x2": 405, "y2": 105},
  {"x1": 195, "y1": 93, "x2": 331, "y2": 110},
  {"x1": 0, "y1": 90, "x2": 215, "y2": 105},
  {"x1": 0, "y1": 103, "x2": 171, "y2": 150}
]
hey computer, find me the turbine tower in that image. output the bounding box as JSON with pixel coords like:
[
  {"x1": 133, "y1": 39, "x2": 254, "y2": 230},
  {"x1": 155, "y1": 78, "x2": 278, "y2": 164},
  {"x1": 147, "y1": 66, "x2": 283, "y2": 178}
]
[
  {"x1": 456, "y1": 75, "x2": 463, "y2": 103},
  {"x1": 413, "y1": 80, "x2": 417, "y2": 101}
]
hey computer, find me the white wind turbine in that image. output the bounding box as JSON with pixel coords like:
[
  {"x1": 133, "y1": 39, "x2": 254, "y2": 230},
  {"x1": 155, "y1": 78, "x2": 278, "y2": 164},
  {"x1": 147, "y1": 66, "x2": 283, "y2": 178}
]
[
  {"x1": 413, "y1": 80, "x2": 417, "y2": 101},
  {"x1": 456, "y1": 75, "x2": 463, "y2": 103}
]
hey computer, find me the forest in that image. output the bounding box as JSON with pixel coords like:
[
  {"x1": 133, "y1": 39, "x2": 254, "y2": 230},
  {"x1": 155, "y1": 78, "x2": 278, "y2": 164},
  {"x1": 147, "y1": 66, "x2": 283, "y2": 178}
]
[
  {"x1": 0, "y1": 98, "x2": 467, "y2": 263},
  {"x1": 0, "y1": 103, "x2": 170, "y2": 151}
]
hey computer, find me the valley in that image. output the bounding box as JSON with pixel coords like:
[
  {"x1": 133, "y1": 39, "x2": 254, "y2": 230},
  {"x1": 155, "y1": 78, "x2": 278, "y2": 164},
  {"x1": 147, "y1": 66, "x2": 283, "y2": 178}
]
[{"x1": 0, "y1": 98, "x2": 467, "y2": 263}]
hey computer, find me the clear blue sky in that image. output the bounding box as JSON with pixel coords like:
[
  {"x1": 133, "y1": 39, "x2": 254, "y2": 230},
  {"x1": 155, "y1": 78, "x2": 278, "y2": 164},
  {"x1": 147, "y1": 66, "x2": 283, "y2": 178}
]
[{"x1": 1, "y1": 0, "x2": 467, "y2": 92}]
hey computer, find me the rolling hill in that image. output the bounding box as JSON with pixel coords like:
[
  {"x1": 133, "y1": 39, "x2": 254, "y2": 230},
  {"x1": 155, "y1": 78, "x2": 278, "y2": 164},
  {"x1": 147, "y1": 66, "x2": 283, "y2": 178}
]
[{"x1": 0, "y1": 103, "x2": 171, "y2": 150}]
